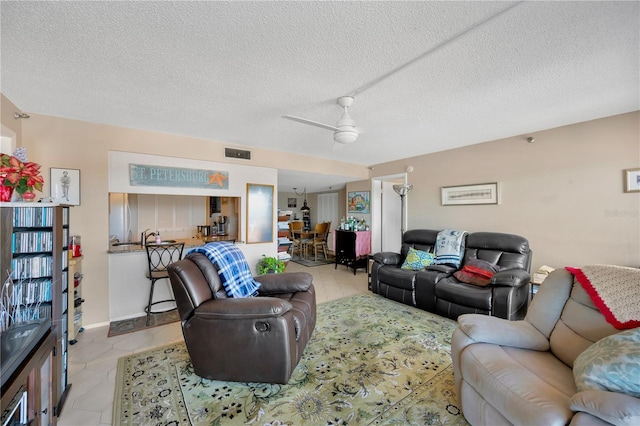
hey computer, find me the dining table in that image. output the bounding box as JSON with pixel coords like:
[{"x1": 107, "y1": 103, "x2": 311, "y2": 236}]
[{"x1": 292, "y1": 230, "x2": 316, "y2": 259}]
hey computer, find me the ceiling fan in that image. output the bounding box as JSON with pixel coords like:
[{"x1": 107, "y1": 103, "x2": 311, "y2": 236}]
[{"x1": 282, "y1": 96, "x2": 358, "y2": 144}]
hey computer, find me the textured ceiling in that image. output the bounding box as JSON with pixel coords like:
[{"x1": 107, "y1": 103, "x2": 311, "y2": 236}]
[{"x1": 1, "y1": 1, "x2": 638, "y2": 192}]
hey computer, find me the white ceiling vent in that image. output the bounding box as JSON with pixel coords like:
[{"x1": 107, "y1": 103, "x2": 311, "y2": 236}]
[{"x1": 225, "y1": 147, "x2": 251, "y2": 160}]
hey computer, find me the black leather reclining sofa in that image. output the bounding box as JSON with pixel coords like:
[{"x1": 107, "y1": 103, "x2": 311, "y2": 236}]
[{"x1": 370, "y1": 229, "x2": 532, "y2": 320}]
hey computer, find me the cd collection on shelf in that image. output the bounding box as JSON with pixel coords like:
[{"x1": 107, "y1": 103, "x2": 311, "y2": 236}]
[
  {"x1": 9, "y1": 278, "x2": 52, "y2": 305},
  {"x1": 10, "y1": 255, "x2": 53, "y2": 279},
  {"x1": 11, "y1": 206, "x2": 54, "y2": 227},
  {"x1": 11, "y1": 231, "x2": 54, "y2": 253}
]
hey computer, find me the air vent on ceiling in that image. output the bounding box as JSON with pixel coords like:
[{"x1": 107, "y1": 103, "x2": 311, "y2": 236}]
[{"x1": 225, "y1": 147, "x2": 251, "y2": 160}]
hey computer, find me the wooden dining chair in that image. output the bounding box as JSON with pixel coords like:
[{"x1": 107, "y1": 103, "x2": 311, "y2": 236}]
[
  {"x1": 289, "y1": 221, "x2": 304, "y2": 258},
  {"x1": 312, "y1": 222, "x2": 331, "y2": 261}
]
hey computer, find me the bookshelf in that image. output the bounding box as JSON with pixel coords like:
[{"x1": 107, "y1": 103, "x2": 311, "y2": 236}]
[
  {"x1": 68, "y1": 255, "x2": 84, "y2": 345},
  {"x1": 0, "y1": 203, "x2": 72, "y2": 421},
  {"x1": 277, "y1": 215, "x2": 292, "y2": 264}
]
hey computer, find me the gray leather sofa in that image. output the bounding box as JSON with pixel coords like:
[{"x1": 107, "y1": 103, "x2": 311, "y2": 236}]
[
  {"x1": 370, "y1": 229, "x2": 532, "y2": 320},
  {"x1": 452, "y1": 268, "x2": 640, "y2": 425}
]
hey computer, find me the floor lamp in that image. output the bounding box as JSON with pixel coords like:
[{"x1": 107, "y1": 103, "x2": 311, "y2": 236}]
[{"x1": 393, "y1": 184, "x2": 413, "y2": 239}]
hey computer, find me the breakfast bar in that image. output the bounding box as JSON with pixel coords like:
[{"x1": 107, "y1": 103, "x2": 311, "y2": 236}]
[{"x1": 107, "y1": 236, "x2": 235, "y2": 321}]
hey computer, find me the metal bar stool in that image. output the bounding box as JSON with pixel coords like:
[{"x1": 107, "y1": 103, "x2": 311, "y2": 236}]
[{"x1": 144, "y1": 242, "x2": 185, "y2": 325}]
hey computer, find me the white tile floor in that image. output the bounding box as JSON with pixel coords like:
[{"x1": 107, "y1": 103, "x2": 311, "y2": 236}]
[{"x1": 58, "y1": 261, "x2": 369, "y2": 426}]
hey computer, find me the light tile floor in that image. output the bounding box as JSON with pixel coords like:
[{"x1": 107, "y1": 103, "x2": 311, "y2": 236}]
[{"x1": 58, "y1": 261, "x2": 369, "y2": 426}]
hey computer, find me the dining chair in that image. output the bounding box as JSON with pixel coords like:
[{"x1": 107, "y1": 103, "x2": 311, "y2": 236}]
[
  {"x1": 312, "y1": 222, "x2": 331, "y2": 261},
  {"x1": 288, "y1": 221, "x2": 304, "y2": 258}
]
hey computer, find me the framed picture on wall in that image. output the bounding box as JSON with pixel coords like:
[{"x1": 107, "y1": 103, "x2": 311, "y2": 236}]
[
  {"x1": 50, "y1": 168, "x2": 81, "y2": 205},
  {"x1": 246, "y1": 183, "x2": 274, "y2": 243},
  {"x1": 623, "y1": 168, "x2": 640, "y2": 193},
  {"x1": 287, "y1": 197, "x2": 297, "y2": 208},
  {"x1": 348, "y1": 191, "x2": 370, "y2": 213},
  {"x1": 441, "y1": 182, "x2": 499, "y2": 206}
]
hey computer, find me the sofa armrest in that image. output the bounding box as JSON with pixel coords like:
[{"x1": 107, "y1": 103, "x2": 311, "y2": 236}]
[
  {"x1": 255, "y1": 272, "x2": 313, "y2": 295},
  {"x1": 425, "y1": 264, "x2": 457, "y2": 274},
  {"x1": 194, "y1": 297, "x2": 292, "y2": 320},
  {"x1": 570, "y1": 390, "x2": 640, "y2": 426},
  {"x1": 457, "y1": 313, "x2": 550, "y2": 350},
  {"x1": 372, "y1": 251, "x2": 402, "y2": 266},
  {"x1": 490, "y1": 268, "x2": 530, "y2": 287}
]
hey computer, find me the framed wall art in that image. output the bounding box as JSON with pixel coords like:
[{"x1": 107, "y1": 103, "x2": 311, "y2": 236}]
[
  {"x1": 441, "y1": 182, "x2": 499, "y2": 206},
  {"x1": 50, "y1": 168, "x2": 81, "y2": 205},
  {"x1": 287, "y1": 197, "x2": 297, "y2": 208},
  {"x1": 246, "y1": 183, "x2": 274, "y2": 243},
  {"x1": 348, "y1": 191, "x2": 370, "y2": 213},
  {"x1": 623, "y1": 168, "x2": 640, "y2": 193}
]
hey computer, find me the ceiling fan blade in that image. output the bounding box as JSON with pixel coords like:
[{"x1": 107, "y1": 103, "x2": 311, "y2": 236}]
[{"x1": 282, "y1": 115, "x2": 338, "y2": 132}]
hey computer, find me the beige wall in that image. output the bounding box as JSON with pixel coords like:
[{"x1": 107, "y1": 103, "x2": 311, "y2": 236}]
[
  {"x1": 1, "y1": 94, "x2": 23, "y2": 151},
  {"x1": 371, "y1": 111, "x2": 640, "y2": 270},
  {"x1": 4, "y1": 107, "x2": 368, "y2": 326},
  {"x1": 3, "y1": 90, "x2": 638, "y2": 324},
  {"x1": 345, "y1": 180, "x2": 372, "y2": 226}
]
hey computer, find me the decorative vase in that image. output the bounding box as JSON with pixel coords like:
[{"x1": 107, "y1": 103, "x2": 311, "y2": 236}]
[
  {"x1": 21, "y1": 191, "x2": 36, "y2": 202},
  {"x1": 0, "y1": 186, "x2": 14, "y2": 202}
]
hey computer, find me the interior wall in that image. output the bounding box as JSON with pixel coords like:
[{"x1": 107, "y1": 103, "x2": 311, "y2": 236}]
[
  {"x1": 11, "y1": 111, "x2": 367, "y2": 327},
  {"x1": 345, "y1": 180, "x2": 372, "y2": 226},
  {"x1": 1, "y1": 94, "x2": 23, "y2": 151},
  {"x1": 371, "y1": 111, "x2": 640, "y2": 270}
]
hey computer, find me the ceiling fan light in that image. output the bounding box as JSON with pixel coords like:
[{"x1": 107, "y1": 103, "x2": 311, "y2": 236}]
[{"x1": 334, "y1": 130, "x2": 358, "y2": 144}]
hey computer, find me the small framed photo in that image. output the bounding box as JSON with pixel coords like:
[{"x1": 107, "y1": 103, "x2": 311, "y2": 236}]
[
  {"x1": 287, "y1": 197, "x2": 297, "y2": 208},
  {"x1": 348, "y1": 191, "x2": 370, "y2": 213},
  {"x1": 623, "y1": 168, "x2": 640, "y2": 193},
  {"x1": 441, "y1": 182, "x2": 499, "y2": 206},
  {"x1": 50, "y1": 168, "x2": 81, "y2": 205}
]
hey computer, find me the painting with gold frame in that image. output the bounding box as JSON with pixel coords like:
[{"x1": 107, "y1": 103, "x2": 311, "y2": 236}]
[{"x1": 246, "y1": 183, "x2": 274, "y2": 243}]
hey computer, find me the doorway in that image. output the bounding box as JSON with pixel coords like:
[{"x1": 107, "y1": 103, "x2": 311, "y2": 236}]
[
  {"x1": 317, "y1": 192, "x2": 340, "y2": 250},
  {"x1": 371, "y1": 174, "x2": 406, "y2": 254}
]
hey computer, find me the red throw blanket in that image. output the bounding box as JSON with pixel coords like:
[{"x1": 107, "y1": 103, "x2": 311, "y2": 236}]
[{"x1": 566, "y1": 265, "x2": 640, "y2": 330}]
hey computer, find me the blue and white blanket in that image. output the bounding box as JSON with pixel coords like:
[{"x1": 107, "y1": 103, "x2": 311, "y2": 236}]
[
  {"x1": 434, "y1": 229, "x2": 467, "y2": 268},
  {"x1": 189, "y1": 242, "x2": 261, "y2": 298}
]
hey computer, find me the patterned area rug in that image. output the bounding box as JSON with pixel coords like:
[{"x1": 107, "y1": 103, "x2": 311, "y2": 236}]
[{"x1": 113, "y1": 294, "x2": 469, "y2": 425}]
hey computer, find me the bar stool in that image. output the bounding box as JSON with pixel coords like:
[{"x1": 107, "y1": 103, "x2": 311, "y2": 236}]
[{"x1": 144, "y1": 242, "x2": 185, "y2": 325}]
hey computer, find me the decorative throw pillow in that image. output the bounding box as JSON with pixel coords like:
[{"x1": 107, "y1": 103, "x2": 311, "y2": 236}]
[
  {"x1": 453, "y1": 259, "x2": 501, "y2": 286},
  {"x1": 401, "y1": 247, "x2": 434, "y2": 270},
  {"x1": 573, "y1": 328, "x2": 640, "y2": 398}
]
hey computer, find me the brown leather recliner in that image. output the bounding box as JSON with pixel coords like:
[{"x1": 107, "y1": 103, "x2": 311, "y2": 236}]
[{"x1": 167, "y1": 252, "x2": 316, "y2": 384}]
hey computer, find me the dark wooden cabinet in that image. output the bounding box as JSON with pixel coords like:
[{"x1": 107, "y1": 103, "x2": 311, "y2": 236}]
[
  {"x1": 1, "y1": 323, "x2": 55, "y2": 426},
  {"x1": 334, "y1": 230, "x2": 371, "y2": 275}
]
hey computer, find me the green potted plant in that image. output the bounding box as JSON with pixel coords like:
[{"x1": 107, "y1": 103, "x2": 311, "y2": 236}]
[{"x1": 257, "y1": 255, "x2": 286, "y2": 274}]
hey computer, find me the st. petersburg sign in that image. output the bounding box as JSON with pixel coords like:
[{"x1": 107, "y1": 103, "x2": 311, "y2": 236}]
[{"x1": 129, "y1": 164, "x2": 229, "y2": 189}]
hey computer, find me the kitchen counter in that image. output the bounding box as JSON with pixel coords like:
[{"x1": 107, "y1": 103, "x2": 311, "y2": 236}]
[
  {"x1": 108, "y1": 235, "x2": 237, "y2": 320},
  {"x1": 107, "y1": 235, "x2": 236, "y2": 254}
]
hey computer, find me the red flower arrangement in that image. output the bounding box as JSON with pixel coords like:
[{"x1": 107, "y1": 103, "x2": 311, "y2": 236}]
[{"x1": 0, "y1": 153, "x2": 44, "y2": 196}]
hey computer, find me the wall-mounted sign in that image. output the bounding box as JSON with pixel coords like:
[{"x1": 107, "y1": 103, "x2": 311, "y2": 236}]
[{"x1": 129, "y1": 164, "x2": 229, "y2": 189}]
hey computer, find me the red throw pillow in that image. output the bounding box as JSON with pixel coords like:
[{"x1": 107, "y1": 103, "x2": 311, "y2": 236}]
[{"x1": 454, "y1": 259, "x2": 501, "y2": 286}]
